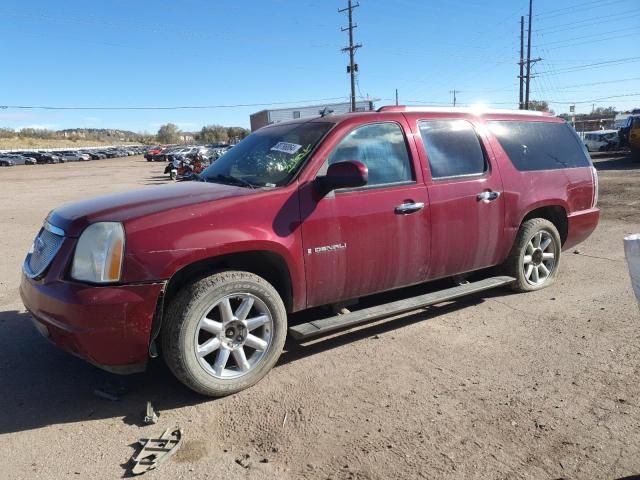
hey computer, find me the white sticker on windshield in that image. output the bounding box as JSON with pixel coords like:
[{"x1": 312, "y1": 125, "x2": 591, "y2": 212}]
[{"x1": 270, "y1": 142, "x2": 302, "y2": 155}]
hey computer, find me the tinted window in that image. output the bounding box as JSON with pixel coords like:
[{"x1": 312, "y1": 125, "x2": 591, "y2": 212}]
[
  {"x1": 327, "y1": 122, "x2": 413, "y2": 186},
  {"x1": 418, "y1": 120, "x2": 486, "y2": 179},
  {"x1": 488, "y1": 120, "x2": 591, "y2": 171}
]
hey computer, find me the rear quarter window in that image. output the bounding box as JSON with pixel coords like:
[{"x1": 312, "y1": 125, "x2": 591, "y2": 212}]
[{"x1": 487, "y1": 120, "x2": 591, "y2": 171}]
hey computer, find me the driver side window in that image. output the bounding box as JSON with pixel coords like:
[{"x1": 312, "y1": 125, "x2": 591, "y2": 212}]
[{"x1": 327, "y1": 122, "x2": 414, "y2": 187}]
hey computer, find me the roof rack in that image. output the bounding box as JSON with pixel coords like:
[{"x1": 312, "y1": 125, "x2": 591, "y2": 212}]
[{"x1": 376, "y1": 105, "x2": 552, "y2": 116}]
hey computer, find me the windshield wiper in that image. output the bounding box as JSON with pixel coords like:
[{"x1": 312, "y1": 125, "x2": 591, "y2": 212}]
[{"x1": 208, "y1": 174, "x2": 258, "y2": 189}]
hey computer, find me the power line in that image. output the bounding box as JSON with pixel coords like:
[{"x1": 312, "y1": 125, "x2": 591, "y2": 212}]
[
  {"x1": 540, "y1": 26, "x2": 639, "y2": 46},
  {"x1": 538, "y1": 10, "x2": 640, "y2": 33},
  {"x1": 552, "y1": 76, "x2": 640, "y2": 90},
  {"x1": 536, "y1": 0, "x2": 631, "y2": 18},
  {"x1": 539, "y1": 32, "x2": 640, "y2": 50},
  {"x1": 547, "y1": 93, "x2": 640, "y2": 105},
  {"x1": 534, "y1": 56, "x2": 640, "y2": 75},
  {"x1": 539, "y1": 12, "x2": 640, "y2": 35},
  {"x1": 0, "y1": 96, "x2": 351, "y2": 111}
]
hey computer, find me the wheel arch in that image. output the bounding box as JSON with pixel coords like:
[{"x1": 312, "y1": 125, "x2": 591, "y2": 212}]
[
  {"x1": 520, "y1": 204, "x2": 568, "y2": 245},
  {"x1": 149, "y1": 250, "x2": 294, "y2": 353}
]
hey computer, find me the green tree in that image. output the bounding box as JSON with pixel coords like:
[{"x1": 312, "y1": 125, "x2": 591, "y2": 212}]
[
  {"x1": 199, "y1": 124, "x2": 229, "y2": 144},
  {"x1": 226, "y1": 126, "x2": 250, "y2": 143},
  {"x1": 592, "y1": 106, "x2": 616, "y2": 116},
  {"x1": 157, "y1": 123, "x2": 181, "y2": 144},
  {"x1": 528, "y1": 100, "x2": 550, "y2": 112},
  {"x1": 0, "y1": 128, "x2": 16, "y2": 139}
]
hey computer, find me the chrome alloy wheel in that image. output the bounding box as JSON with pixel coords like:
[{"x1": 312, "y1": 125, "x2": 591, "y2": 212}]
[
  {"x1": 194, "y1": 293, "x2": 273, "y2": 379},
  {"x1": 523, "y1": 230, "x2": 557, "y2": 286}
]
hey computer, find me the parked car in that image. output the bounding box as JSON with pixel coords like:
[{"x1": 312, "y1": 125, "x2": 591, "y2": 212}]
[
  {"x1": 30, "y1": 152, "x2": 62, "y2": 164},
  {"x1": 0, "y1": 156, "x2": 16, "y2": 167},
  {"x1": 96, "y1": 150, "x2": 118, "y2": 158},
  {"x1": 145, "y1": 146, "x2": 163, "y2": 161},
  {"x1": 628, "y1": 115, "x2": 640, "y2": 163},
  {"x1": 0, "y1": 154, "x2": 36, "y2": 165},
  {"x1": 583, "y1": 130, "x2": 619, "y2": 152},
  {"x1": 20, "y1": 107, "x2": 599, "y2": 397},
  {"x1": 619, "y1": 114, "x2": 640, "y2": 153},
  {"x1": 81, "y1": 151, "x2": 106, "y2": 160},
  {"x1": 151, "y1": 145, "x2": 180, "y2": 162},
  {"x1": 59, "y1": 152, "x2": 83, "y2": 162}
]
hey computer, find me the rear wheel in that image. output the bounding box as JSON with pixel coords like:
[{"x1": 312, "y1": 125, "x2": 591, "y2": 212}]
[
  {"x1": 162, "y1": 271, "x2": 287, "y2": 397},
  {"x1": 503, "y1": 218, "x2": 561, "y2": 292}
]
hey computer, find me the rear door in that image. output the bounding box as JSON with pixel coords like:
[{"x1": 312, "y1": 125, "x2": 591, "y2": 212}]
[
  {"x1": 300, "y1": 119, "x2": 430, "y2": 308},
  {"x1": 407, "y1": 115, "x2": 506, "y2": 279}
]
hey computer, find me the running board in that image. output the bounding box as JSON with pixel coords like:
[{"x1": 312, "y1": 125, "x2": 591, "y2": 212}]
[{"x1": 288, "y1": 276, "x2": 515, "y2": 341}]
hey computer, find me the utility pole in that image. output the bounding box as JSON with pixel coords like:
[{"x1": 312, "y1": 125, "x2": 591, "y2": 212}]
[
  {"x1": 523, "y1": 0, "x2": 542, "y2": 110},
  {"x1": 340, "y1": 0, "x2": 362, "y2": 112},
  {"x1": 525, "y1": 0, "x2": 533, "y2": 109},
  {"x1": 449, "y1": 90, "x2": 460, "y2": 107},
  {"x1": 395, "y1": 88, "x2": 399, "y2": 106},
  {"x1": 519, "y1": 16, "x2": 524, "y2": 109}
]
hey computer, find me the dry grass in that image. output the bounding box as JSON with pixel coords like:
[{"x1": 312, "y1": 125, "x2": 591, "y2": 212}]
[{"x1": 0, "y1": 137, "x2": 139, "y2": 150}]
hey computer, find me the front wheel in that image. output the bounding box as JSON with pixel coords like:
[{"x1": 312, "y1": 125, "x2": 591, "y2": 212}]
[
  {"x1": 502, "y1": 218, "x2": 561, "y2": 292},
  {"x1": 162, "y1": 271, "x2": 287, "y2": 396}
]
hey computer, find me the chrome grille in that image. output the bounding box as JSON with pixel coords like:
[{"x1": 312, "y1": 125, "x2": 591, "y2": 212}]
[{"x1": 24, "y1": 223, "x2": 65, "y2": 278}]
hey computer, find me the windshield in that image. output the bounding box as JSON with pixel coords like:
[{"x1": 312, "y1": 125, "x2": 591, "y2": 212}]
[{"x1": 200, "y1": 121, "x2": 333, "y2": 187}]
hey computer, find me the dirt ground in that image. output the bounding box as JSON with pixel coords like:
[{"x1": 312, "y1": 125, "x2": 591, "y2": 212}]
[{"x1": 0, "y1": 156, "x2": 639, "y2": 480}]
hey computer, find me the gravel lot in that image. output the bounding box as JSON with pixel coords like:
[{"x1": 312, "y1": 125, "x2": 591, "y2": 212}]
[{"x1": 0, "y1": 156, "x2": 639, "y2": 479}]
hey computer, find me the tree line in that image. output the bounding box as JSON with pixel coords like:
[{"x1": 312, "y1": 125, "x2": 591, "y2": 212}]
[
  {"x1": 156, "y1": 123, "x2": 250, "y2": 145},
  {"x1": 0, "y1": 123, "x2": 251, "y2": 145}
]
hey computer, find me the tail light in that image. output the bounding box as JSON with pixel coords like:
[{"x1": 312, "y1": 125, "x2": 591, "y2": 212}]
[{"x1": 590, "y1": 166, "x2": 599, "y2": 208}]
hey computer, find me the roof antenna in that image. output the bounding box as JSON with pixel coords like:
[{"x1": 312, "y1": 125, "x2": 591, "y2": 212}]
[{"x1": 319, "y1": 107, "x2": 334, "y2": 117}]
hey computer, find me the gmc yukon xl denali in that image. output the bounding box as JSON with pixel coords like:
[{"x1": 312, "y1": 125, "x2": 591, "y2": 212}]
[{"x1": 20, "y1": 107, "x2": 599, "y2": 396}]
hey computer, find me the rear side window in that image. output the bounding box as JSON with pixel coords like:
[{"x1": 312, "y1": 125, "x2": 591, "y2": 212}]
[
  {"x1": 327, "y1": 122, "x2": 414, "y2": 186},
  {"x1": 418, "y1": 120, "x2": 487, "y2": 179},
  {"x1": 488, "y1": 121, "x2": 591, "y2": 171}
]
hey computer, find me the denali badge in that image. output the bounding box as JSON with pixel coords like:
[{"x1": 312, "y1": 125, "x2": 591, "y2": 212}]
[{"x1": 307, "y1": 243, "x2": 347, "y2": 255}]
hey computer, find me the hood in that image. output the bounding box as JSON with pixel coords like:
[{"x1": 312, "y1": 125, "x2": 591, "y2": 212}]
[{"x1": 49, "y1": 181, "x2": 254, "y2": 237}]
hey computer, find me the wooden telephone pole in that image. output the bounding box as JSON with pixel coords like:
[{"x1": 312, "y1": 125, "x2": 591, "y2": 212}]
[{"x1": 340, "y1": 0, "x2": 362, "y2": 112}]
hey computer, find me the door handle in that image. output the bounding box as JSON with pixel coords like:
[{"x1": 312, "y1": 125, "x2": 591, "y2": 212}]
[
  {"x1": 477, "y1": 191, "x2": 501, "y2": 202},
  {"x1": 395, "y1": 201, "x2": 425, "y2": 214}
]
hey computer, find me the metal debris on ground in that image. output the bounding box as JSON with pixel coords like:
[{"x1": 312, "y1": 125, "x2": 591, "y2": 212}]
[
  {"x1": 131, "y1": 427, "x2": 183, "y2": 475},
  {"x1": 143, "y1": 401, "x2": 158, "y2": 425}
]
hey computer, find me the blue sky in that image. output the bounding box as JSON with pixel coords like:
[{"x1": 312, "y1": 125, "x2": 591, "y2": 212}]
[{"x1": 1, "y1": 0, "x2": 639, "y2": 132}]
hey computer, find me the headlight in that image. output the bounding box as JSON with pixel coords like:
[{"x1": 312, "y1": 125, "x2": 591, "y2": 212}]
[{"x1": 71, "y1": 222, "x2": 125, "y2": 283}]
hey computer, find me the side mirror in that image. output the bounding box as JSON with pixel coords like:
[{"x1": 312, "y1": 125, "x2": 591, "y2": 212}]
[{"x1": 316, "y1": 160, "x2": 368, "y2": 195}]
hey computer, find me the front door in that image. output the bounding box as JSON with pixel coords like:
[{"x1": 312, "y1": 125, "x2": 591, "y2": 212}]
[
  {"x1": 300, "y1": 121, "x2": 430, "y2": 308},
  {"x1": 409, "y1": 116, "x2": 505, "y2": 279}
]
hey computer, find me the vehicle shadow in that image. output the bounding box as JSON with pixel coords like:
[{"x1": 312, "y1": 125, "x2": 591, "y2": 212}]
[
  {"x1": 0, "y1": 282, "x2": 513, "y2": 435},
  {"x1": 144, "y1": 174, "x2": 171, "y2": 185},
  {"x1": 592, "y1": 155, "x2": 637, "y2": 171},
  {"x1": 280, "y1": 296, "x2": 485, "y2": 366},
  {"x1": 0, "y1": 309, "x2": 202, "y2": 436}
]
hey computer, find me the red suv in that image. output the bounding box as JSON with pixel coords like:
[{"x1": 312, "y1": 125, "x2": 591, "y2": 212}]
[{"x1": 20, "y1": 107, "x2": 599, "y2": 396}]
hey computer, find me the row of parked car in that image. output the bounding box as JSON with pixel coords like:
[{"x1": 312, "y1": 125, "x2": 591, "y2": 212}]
[
  {"x1": 0, "y1": 146, "x2": 147, "y2": 167},
  {"x1": 145, "y1": 144, "x2": 232, "y2": 163}
]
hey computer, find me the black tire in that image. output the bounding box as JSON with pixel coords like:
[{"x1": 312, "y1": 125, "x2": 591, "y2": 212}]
[
  {"x1": 502, "y1": 218, "x2": 562, "y2": 292},
  {"x1": 162, "y1": 271, "x2": 287, "y2": 397}
]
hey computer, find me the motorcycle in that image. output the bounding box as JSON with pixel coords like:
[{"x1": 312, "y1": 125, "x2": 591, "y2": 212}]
[{"x1": 164, "y1": 154, "x2": 209, "y2": 181}]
